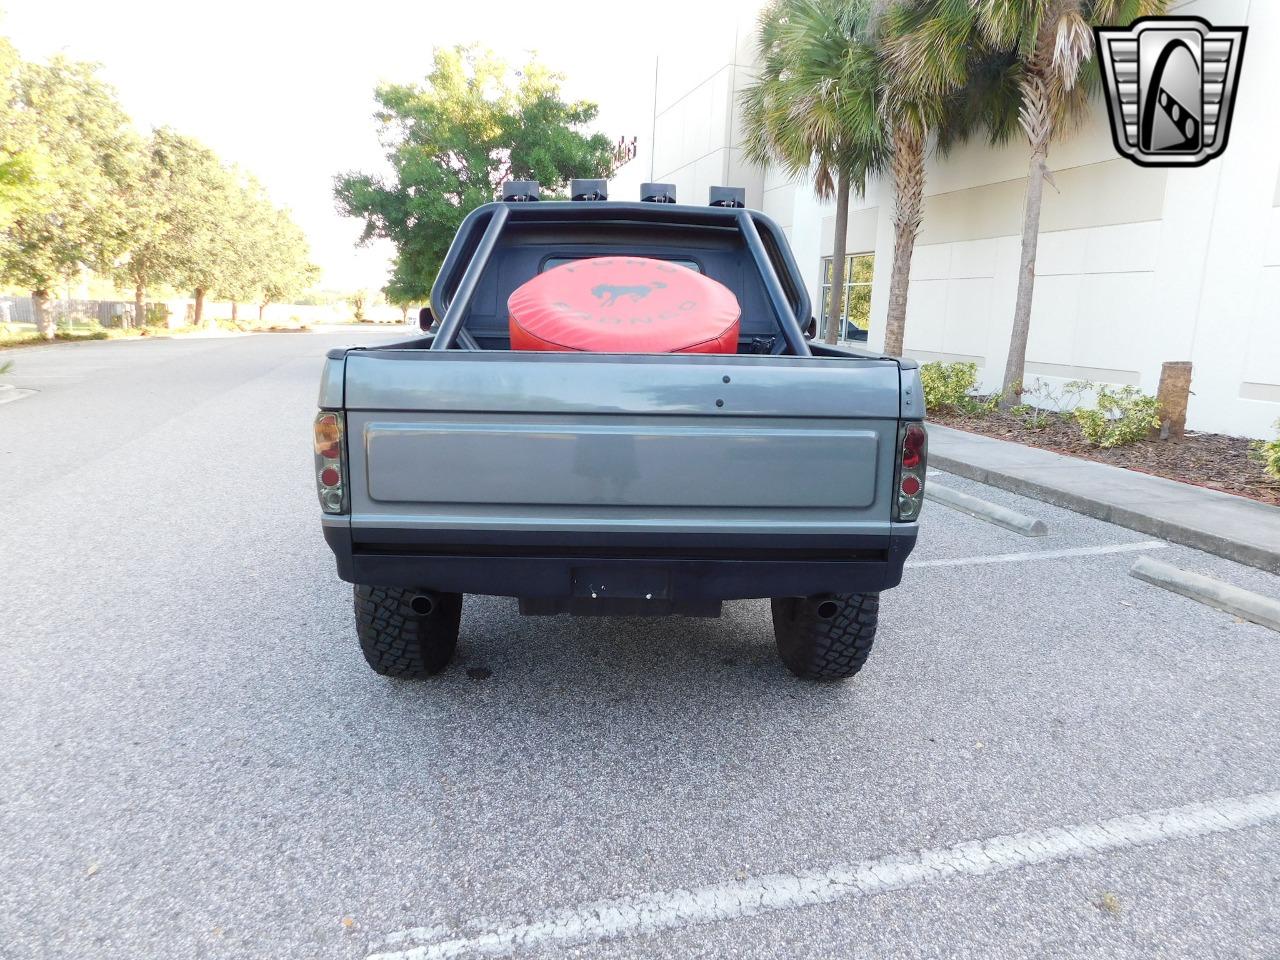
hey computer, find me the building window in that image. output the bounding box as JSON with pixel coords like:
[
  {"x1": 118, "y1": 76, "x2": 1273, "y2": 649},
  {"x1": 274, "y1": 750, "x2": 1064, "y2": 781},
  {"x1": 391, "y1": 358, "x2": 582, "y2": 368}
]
[{"x1": 819, "y1": 253, "x2": 874, "y2": 341}]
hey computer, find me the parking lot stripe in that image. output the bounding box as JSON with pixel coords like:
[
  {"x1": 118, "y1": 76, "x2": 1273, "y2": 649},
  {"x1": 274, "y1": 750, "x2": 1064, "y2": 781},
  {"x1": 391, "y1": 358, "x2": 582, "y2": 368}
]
[
  {"x1": 906, "y1": 540, "x2": 1166, "y2": 569},
  {"x1": 369, "y1": 789, "x2": 1280, "y2": 960}
]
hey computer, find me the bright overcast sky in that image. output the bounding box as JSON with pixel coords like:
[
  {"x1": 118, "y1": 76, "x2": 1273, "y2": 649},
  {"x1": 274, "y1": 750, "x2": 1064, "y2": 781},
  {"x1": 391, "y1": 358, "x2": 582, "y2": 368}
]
[{"x1": 5, "y1": 0, "x2": 742, "y2": 291}]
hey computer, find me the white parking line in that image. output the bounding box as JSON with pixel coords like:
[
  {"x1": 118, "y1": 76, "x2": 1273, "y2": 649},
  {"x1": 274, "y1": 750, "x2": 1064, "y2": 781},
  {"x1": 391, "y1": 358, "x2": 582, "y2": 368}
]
[
  {"x1": 370, "y1": 789, "x2": 1280, "y2": 960},
  {"x1": 906, "y1": 540, "x2": 1167, "y2": 569}
]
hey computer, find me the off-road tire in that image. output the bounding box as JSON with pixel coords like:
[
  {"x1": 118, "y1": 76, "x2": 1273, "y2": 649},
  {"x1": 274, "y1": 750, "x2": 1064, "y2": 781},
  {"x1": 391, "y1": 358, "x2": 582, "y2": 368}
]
[
  {"x1": 353, "y1": 585, "x2": 462, "y2": 678},
  {"x1": 770, "y1": 592, "x2": 879, "y2": 680}
]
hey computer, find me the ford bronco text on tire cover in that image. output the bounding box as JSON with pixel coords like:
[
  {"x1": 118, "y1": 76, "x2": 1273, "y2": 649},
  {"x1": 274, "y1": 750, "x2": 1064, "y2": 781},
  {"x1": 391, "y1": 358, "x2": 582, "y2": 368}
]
[{"x1": 315, "y1": 180, "x2": 926, "y2": 681}]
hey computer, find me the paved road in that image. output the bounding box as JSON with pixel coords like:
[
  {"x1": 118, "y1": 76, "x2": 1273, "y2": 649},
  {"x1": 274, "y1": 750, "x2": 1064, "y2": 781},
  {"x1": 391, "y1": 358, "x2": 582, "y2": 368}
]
[{"x1": 3, "y1": 332, "x2": 1278, "y2": 960}]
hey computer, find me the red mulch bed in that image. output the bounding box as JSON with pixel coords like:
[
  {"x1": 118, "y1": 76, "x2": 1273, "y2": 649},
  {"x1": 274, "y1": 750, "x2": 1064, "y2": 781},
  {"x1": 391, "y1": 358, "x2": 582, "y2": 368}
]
[{"x1": 929, "y1": 407, "x2": 1280, "y2": 506}]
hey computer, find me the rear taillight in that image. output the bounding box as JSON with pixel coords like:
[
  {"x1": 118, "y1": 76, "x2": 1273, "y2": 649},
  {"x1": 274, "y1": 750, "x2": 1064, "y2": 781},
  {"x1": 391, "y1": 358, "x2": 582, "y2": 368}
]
[
  {"x1": 894, "y1": 422, "x2": 927, "y2": 521},
  {"x1": 314, "y1": 412, "x2": 346, "y2": 514}
]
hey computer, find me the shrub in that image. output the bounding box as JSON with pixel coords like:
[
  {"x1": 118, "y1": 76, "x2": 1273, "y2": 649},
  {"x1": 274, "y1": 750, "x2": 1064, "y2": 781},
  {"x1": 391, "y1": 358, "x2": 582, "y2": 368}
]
[
  {"x1": 1251, "y1": 420, "x2": 1280, "y2": 480},
  {"x1": 144, "y1": 303, "x2": 171, "y2": 327},
  {"x1": 1013, "y1": 378, "x2": 1092, "y2": 430},
  {"x1": 920, "y1": 361, "x2": 995, "y2": 416},
  {"x1": 1074, "y1": 385, "x2": 1160, "y2": 448}
]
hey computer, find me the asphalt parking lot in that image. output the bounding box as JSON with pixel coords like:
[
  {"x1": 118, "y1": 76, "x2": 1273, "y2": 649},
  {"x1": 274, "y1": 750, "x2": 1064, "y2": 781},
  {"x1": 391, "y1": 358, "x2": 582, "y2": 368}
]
[{"x1": 3, "y1": 330, "x2": 1278, "y2": 959}]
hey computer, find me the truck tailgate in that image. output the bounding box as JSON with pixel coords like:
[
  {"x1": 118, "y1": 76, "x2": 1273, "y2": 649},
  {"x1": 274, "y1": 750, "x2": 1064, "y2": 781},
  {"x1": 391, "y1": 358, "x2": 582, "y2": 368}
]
[{"x1": 341, "y1": 351, "x2": 902, "y2": 537}]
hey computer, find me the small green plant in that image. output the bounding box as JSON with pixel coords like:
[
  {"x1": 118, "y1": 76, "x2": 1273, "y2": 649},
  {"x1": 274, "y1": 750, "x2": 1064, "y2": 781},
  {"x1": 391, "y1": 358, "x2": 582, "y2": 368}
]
[
  {"x1": 1251, "y1": 419, "x2": 1280, "y2": 480},
  {"x1": 1074, "y1": 385, "x2": 1160, "y2": 448},
  {"x1": 1014, "y1": 378, "x2": 1092, "y2": 430},
  {"x1": 920, "y1": 361, "x2": 995, "y2": 416}
]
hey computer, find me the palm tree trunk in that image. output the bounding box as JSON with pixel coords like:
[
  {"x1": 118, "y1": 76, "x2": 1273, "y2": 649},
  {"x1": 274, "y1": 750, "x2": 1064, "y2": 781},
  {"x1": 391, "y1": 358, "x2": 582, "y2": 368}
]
[
  {"x1": 884, "y1": 122, "x2": 925, "y2": 356},
  {"x1": 32, "y1": 289, "x2": 53, "y2": 339},
  {"x1": 1002, "y1": 140, "x2": 1049, "y2": 406},
  {"x1": 1001, "y1": 55, "x2": 1055, "y2": 408},
  {"x1": 826, "y1": 169, "x2": 851, "y2": 345}
]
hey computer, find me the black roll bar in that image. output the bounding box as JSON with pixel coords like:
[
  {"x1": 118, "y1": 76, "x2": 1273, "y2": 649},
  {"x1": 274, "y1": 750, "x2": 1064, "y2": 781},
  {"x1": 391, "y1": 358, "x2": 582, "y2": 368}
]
[
  {"x1": 735, "y1": 210, "x2": 808, "y2": 356},
  {"x1": 429, "y1": 203, "x2": 509, "y2": 351}
]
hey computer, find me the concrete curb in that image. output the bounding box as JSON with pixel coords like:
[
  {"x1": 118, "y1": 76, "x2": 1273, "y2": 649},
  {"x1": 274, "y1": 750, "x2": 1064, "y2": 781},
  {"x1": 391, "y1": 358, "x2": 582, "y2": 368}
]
[
  {"x1": 1130, "y1": 556, "x2": 1280, "y2": 632},
  {"x1": 925, "y1": 483, "x2": 1049, "y2": 537},
  {"x1": 929, "y1": 448, "x2": 1280, "y2": 575}
]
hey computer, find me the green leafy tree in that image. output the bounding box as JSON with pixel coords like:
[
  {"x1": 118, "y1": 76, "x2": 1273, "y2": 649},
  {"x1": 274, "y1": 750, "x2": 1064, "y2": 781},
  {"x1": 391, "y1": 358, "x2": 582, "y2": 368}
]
[
  {"x1": 0, "y1": 37, "x2": 46, "y2": 234},
  {"x1": 215, "y1": 170, "x2": 273, "y2": 323},
  {"x1": 741, "y1": 0, "x2": 885, "y2": 346},
  {"x1": 258, "y1": 208, "x2": 318, "y2": 322},
  {"x1": 891, "y1": 0, "x2": 1168, "y2": 404},
  {"x1": 158, "y1": 136, "x2": 237, "y2": 328},
  {"x1": 335, "y1": 46, "x2": 615, "y2": 304},
  {"x1": 347, "y1": 290, "x2": 369, "y2": 322},
  {"x1": 112, "y1": 128, "x2": 184, "y2": 329},
  {"x1": 0, "y1": 54, "x2": 134, "y2": 337}
]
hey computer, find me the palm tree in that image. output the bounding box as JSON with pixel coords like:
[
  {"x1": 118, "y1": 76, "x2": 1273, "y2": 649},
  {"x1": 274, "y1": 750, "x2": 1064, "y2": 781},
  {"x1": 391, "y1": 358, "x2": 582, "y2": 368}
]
[
  {"x1": 877, "y1": 63, "x2": 937, "y2": 357},
  {"x1": 743, "y1": 1, "x2": 1013, "y2": 357},
  {"x1": 741, "y1": 0, "x2": 885, "y2": 346},
  {"x1": 892, "y1": 0, "x2": 1167, "y2": 404},
  {"x1": 880, "y1": 3, "x2": 1024, "y2": 358}
]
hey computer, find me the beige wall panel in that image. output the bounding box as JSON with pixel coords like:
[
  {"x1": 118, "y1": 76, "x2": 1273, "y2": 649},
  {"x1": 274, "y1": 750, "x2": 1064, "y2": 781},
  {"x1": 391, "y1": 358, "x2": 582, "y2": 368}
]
[
  {"x1": 1263, "y1": 208, "x2": 1280, "y2": 266},
  {"x1": 1024, "y1": 362, "x2": 1140, "y2": 385},
  {"x1": 1242, "y1": 265, "x2": 1280, "y2": 386},
  {"x1": 948, "y1": 239, "x2": 999, "y2": 279},
  {"x1": 1080, "y1": 221, "x2": 1163, "y2": 274},
  {"x1": 942, "y1": 278, "x2": 994, "y2": 358},
  {"x1": 1043, "y1": 162, "x2": 1169, "y2": 232},
  {"x1": 819, "y1": 207, "x2": 880, "y2": 255},
  {"x1": 725, "y1": 147, "x2": 765, "y2": 208},
  {"x1": 1026, "y1": 276, "x2": 1081, "y2": 364},
  {"x1": 917, "y1": 160, "x2": 1167, "y2": 246},
  {"x1": 910, "y1": 244, "x2": 951, "y2": 281},
  {"x1": 902, "y1": 280, "x2": 948, "y2": 350},
  {"x1": 907, "y1": 349, "x2": 986, "y2": 366},
  {"x1": 1034, "y1": 229, "x2": 1089, "y2": 276},
  {"x1": 1072, "y1": 273, "x2": 1157, "y2": 375},
  {"x1": 762, "y1": 183, "x2": 796, "y2": 228},
  {"x1": 1240, "y1": 382, "x2": 1280, "y2": 402}
]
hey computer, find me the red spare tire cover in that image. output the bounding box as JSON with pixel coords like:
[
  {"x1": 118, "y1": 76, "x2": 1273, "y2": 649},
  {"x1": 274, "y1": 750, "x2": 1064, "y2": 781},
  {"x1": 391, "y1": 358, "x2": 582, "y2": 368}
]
[{"x1": 508, "y1": 256, "x2": 740, "y2": 353}]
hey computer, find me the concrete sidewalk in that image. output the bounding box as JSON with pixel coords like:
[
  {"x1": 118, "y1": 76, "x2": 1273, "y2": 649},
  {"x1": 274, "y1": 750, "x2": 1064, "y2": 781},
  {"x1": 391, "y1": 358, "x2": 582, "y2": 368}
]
[{"x1": 928, "y1": 424, "x2": 1280, "y2": 574}]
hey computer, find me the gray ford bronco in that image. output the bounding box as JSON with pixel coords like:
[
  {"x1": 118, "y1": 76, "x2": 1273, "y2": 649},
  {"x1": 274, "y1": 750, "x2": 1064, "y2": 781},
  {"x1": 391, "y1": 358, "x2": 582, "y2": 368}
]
[{"x1": 315, "y1": 180, "x2": 926, "y2": 681}]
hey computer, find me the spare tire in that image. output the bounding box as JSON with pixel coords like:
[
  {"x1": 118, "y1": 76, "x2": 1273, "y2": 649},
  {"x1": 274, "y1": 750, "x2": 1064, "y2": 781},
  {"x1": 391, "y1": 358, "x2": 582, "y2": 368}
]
[{"x1": 508, "y1": 256, "x2": 740, "y2": 354}]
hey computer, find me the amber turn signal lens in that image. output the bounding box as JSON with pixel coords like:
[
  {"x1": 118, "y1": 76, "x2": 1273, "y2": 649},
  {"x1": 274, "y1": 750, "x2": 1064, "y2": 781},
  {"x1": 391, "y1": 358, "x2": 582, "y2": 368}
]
[{"x1": 314, "y1": 413, "x2": 341, "y2": 454}]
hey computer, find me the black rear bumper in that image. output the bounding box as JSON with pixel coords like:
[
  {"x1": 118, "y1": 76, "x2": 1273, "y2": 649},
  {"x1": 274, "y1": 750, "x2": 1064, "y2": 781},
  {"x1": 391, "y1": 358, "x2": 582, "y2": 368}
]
[{"x1": 323, "y1": 525, "x2": 916, "y2": 600}]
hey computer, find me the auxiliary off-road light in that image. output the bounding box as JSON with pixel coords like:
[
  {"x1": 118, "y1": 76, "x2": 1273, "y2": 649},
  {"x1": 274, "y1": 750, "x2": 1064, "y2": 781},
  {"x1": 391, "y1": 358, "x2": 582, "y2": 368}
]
[
  {"x1": 709, "y1": 186, "x2": 746, "y2": 208},
  {"x1": 641, "y1": 182, "x2": 677, "y2": 203},
  {"x1": 570, "y1": 178, "x2": 607, "y2": 201},
  {"x1": 502, "y1": 180, "x2": 540, "y2": 202},
  {"x1": 894, "y1": 422, "x2": 927, "y2": 521},
  {"x1": 313, "y1": 412, "x2": 346, "y2": 514}
]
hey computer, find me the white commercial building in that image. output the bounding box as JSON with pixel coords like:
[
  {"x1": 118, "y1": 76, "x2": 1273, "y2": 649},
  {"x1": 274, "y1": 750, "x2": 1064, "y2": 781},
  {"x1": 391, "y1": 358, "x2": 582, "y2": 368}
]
[{"x1": 613, "y1": 0, "x2": 1280, "y2": 439}]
